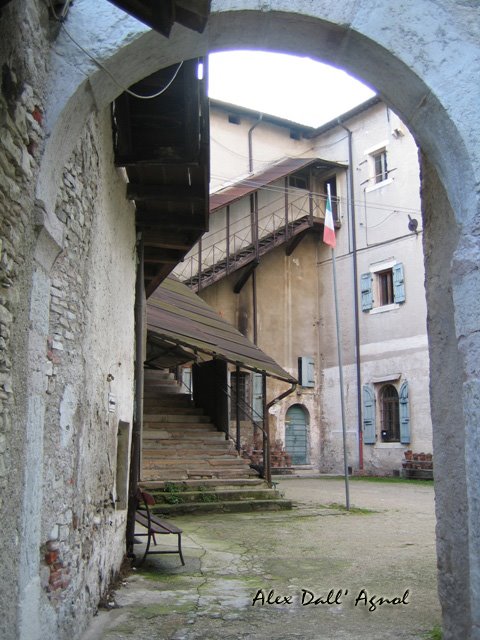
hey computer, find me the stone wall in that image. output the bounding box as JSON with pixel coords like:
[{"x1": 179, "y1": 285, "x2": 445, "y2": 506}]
[
  {"x1": 37, "y1": 109, "x2": 136, "y2": 638},
  {"x1": 0, "y1": 4, "x2": 137, "y2": 637},
  {"x1": 0, "y1": 1, "x2": 50, "y2": 637}
]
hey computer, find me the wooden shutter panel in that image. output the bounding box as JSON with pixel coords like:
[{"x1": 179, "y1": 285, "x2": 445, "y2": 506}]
[
  {"x1": 252, "y1": 372, "x2": 263, "y2": 422},
  {"x1": 363, "y1": 384, "x2": 376, "y2": 444},
  {"x1": 393, "y1": 263, "x2": 406, "y2": 303},
  {"x1": 361, "y1": 273, "x2": 373, "y2": 311},
  {"x1": 298, "y1": 357, "x2": 315, "y2": 388},
  {"x1": 399, "y1": 380, "x2": 410, "y2": 444}
]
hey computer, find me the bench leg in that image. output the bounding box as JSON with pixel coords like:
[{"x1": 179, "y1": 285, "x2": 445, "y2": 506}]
[{"x1": 178, "y1": 533, "x2": 185, "y2": 566}]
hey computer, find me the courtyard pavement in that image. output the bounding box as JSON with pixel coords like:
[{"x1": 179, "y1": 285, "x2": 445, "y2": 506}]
[{"x1": 81, "y1": 477, "x2": 440, "y2": 640}]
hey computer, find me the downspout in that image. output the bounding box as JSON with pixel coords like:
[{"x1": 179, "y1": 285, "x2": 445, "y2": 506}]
[
  {"x1": 337, "y1": 120, "x2": 364, "y2": 471},
  {"x1": 266, "y1": 380, "x2": 297, "y2": 486},
  {"x1": 127, "y1": 234, "x2": 145, "y2": 555},
  {"x1": 248, "y1": 113, "x2": 263, "y2": 174}
]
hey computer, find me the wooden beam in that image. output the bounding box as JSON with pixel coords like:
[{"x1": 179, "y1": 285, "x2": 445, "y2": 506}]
[
  {"x1": 145, "y1": 265, "x2": 175, "y2": 298},
  {"x1": 233, "y1": 259, "x2": 259, "y2": 294},
  {"x1": 285, "y1": 230, "x2": 308, "y2": 256},
  {"x1": 127, "y1": 183, "x2": 204, "y2": 201},
  {"x1": 144, "y1": 248, "x2": 184, "y2": 264},
  {"x1": 136, "y1": 212, "x2": 206, "y2": 230}
]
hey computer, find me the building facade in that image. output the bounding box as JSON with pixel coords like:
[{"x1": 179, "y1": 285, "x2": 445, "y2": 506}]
[
  {"x1": 177, "y1": 98, "x2": 431, "y2": 476},
  {"x1": 1, "y1": 1, "x2": 479, "y2": 638}
]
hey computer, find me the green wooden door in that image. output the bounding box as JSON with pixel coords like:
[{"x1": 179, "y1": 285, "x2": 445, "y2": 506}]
[{"x1": 285, "y1": 405, "x2": 308, "y2": 465}]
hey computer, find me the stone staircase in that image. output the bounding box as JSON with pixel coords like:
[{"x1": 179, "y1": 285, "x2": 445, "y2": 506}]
[{"x1": 140, "y1": 369, "x2": 292, "y2": 514}]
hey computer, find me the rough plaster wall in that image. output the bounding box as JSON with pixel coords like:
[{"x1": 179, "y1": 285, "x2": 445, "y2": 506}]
[
  {"x1": 0, "y1": 1, "x2": 49, "y2": 637},
  {"x1": 39, "y1": 109, "x2": 136, "y2": 639},
  {"x1": 422, "y1": 154, "x2": 470, "y2": 639}
]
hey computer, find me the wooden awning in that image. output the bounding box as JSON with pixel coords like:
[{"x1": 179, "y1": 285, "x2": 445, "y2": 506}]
[
  {"x1": 210, "y1": 157, "x2": 345, "y2": 212},
  {"x1": 147, "y1": 277, "x2": 296, "y2": 383}
]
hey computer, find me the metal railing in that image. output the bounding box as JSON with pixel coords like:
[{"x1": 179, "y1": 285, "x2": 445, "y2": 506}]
[
  {"x1": 178, "y1": 368, "x2": 270, "y2": 481},
  {"x1": 175, "y1": 190, "x2": 337, "y2": 288}
]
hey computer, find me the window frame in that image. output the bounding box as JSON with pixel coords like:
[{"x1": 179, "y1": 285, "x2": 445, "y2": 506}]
[
  {"x1": 361, "y1": 259, "x2": 405, "y2": 314},
  {"x1": 373, "y1": 148, "x2": 388, "y2": 183},
  {"x1": 364, "y1": 140, "x2": 392, "y2": 191},
  {"x1": 379, "y1": 384, "x2": 400, "y2": 443}
]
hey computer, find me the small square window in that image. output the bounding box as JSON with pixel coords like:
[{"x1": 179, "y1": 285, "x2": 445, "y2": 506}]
[
  {"x1": 373, "y1": 149, "x2": 388, "y2": 183},
  {"x1": 377, "y1": 269, "x2": 394, "y2": 306},
  {"x1": 228, "y1": 114, "x2": 241, "y2": 125},
  {"x1": 289, "y1": 172, "x2": 310, "y2": 190}
]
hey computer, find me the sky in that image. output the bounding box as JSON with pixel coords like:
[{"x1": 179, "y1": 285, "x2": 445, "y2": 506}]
[{"x1": 208, "y1": 51, "x2": 376, "y2": 128}]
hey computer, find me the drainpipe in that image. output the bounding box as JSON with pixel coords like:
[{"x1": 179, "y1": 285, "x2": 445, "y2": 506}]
[
  {"x1": 126, "y1": 234, "x2": 145, "y2": 555},
  {"x1": 248, "y1": 113, "x2": 263, "y2": 174},
  {"x1": 337, "y1": 120, "x2": 364, "y2": 471},
  {"x1": 266, "y1": 380, "x2": 297, "y2": 486}
]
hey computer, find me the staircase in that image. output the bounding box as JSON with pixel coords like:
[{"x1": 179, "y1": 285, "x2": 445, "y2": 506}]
[
  {"x1": 180, "y1": 214, "x2": 323, "y2": 292},
  {"x1": 140, "y1": 369, "x2": 292, "y2": 514}
]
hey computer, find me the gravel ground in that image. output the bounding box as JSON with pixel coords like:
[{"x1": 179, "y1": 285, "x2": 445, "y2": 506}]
[{"x1": 81, "y1": 477, "x2": 440, "y2": 640}]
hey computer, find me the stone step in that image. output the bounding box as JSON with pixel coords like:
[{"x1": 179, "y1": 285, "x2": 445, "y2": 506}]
[
  {"x1": 143, "y1": 435, "x2": 230, "y2": 448},
  {"x1": 140, "y1": 478, "x2": 265, "y2": 490},
  {"x1": 150, "y1": 498, "x2": 293, "y2": 516},
  {"x1": 143, "y1": 414, "x2": 211, "y2": 424},
  {"x1": 142, "y1": 424, "x2": 221, "y2": 433},
  {"x1": 142, "y1": 430, "x2": 226, "y2": 441},
  {"x1": 143, "y1": 386, "x2": 181, "y2": 397},
  {"x1": 142, "y1": 440, "x2": 231, "y2": 451},
  {"x1": 143, "y1": 393, "x2": 192, "y2": 404},
  {"x1": 151, "y1": 488, "x2": 282, "y2": 504},
  {"x1": 143, "y1": 448, "x2": 238, "y2": 459},
  {"x1": 143, "y1": 457, "x2": 250, "y2": 469},
  {"x1": 143, "y1": 370, "x2": 175, "y2": 380},
  {"x1": 142, "y1": 468, "x2": 257, "y2": 481},
  {"x1": 143, "y1": 406, "x2": 203, "y2": 415}
]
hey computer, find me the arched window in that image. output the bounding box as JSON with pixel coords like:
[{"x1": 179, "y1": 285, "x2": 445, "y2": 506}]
[{"x1": 380, "y1": 384, "x2": 400, "y2": 442}]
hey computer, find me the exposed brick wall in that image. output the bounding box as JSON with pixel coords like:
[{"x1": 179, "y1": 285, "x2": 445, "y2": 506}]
[{"x1": 39, "y1": 108, "x2": 136, "y2": 637}]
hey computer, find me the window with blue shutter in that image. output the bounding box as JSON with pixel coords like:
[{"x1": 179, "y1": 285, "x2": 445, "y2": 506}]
[
  {"x1": 361, "y1": 273, "x2": 373, "y2": 311},
  {"x1": 298, "y1": 357, "x2": 315, "y2": 388},
  {"x1": 392, "y1": 263, "x2": 406, "y2": 303},
  {"x1": 363, "y1": 384, "x2": 376, "y2": 444},
  {"x1": 399, "y1": 380, "x2": 410, "y2": 444},
  {"x1": 252, "y1": 372, "x2": 263, "y2": 422}
]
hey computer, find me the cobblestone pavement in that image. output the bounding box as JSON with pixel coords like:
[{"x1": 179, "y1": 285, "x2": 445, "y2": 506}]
[{"x1": 81, "y1": 478, "x2": 440, "y2": 640}]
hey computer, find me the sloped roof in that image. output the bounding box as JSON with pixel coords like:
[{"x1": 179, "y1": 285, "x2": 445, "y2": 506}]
[
  {"x1": 209, "y1": 157, "x2": 345, "y2": 212},
  {"x1": 147, "y1": 277, "x2": 296, "y2": 383}
]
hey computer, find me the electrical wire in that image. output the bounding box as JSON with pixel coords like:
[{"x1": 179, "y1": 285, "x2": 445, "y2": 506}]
[
  {"x1": 48, "y1": 0, "x2": 184, "y2": 100},
  {"x1": 209, "y1": 172, "x2": 421, "y2": 217}
]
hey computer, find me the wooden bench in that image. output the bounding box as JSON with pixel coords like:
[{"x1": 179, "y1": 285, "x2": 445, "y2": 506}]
[{"x1": 134, "y1": 491, "x2": 185, "y2": 566}]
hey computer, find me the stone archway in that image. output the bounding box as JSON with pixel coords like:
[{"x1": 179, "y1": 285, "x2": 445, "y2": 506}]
[{"x1": 30, "y1": 2, "x2": 480, "y2": 638}]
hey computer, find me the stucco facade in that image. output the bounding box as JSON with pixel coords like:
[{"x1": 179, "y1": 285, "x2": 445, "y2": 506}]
[
  {"x1": 191, "y1": 99, "x2": 430, "y2": 476},
  {"x1": 1, "y1": 1, "x2": 480, "y2": 638}
]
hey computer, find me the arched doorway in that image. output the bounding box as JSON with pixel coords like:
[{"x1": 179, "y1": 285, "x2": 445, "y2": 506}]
[
  {"x1": 26, "y1": 3, "x2": 479, "y2": 637},
  {"x1": 285, "y1": 405, "x2": 309, "y2": 465}
]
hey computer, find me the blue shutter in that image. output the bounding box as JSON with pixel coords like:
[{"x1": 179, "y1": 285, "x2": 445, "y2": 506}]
[
  {"x1": 363, "y1": 385, "x2": 376, "y2": 444},
  {"x1": 361, "y1": 273, "x2": 373, "y2": 311},
  {"x1": 393, "y1": 263, "x2": 405, "y2": 303},
  {"x1": 252, "y1": 372, "x2": 263, "y2": 422},
  {"x1": 399, "y1": 380, "x2": 410, "y2": 444},
  {"x1": 298, "y1": 357, "x2": 315, "y2": 388}
]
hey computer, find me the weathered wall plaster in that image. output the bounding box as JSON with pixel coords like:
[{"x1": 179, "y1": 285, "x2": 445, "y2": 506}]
[{"x1": 0, "y1": 1, "x2": 479, "y2": 638}]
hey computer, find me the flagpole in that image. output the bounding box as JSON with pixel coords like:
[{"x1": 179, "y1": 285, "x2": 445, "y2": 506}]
[
  {"x1": 331, "y1": 246, "x2": 350, "y2": 511},
  {"x1": 325, "y1": 184, "x2": 350, "y2": 510}
]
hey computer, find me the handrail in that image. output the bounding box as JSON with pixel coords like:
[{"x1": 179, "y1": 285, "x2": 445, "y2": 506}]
[{"x1": 175, "y1": 189, "x2": 338, "y2": 287}]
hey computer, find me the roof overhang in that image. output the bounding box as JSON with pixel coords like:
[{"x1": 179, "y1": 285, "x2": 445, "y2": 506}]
[
  {"x1": 209, "y1": 157, "x2": 346, "y2": 213},
  {"x1": 147, "y1": 277, "x2": 296, "y2": 383}
]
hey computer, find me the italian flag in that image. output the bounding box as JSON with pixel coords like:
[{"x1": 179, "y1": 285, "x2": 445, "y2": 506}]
[{"x1": 323, "y1": 186, "x2": 336, "y2": 248}]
